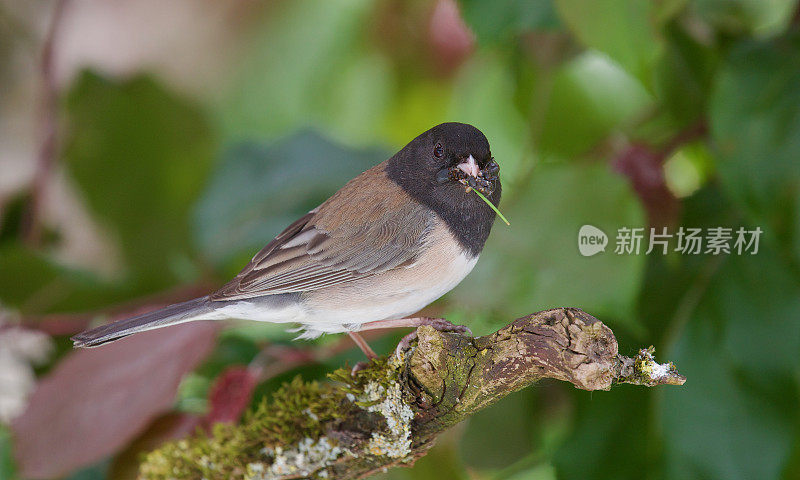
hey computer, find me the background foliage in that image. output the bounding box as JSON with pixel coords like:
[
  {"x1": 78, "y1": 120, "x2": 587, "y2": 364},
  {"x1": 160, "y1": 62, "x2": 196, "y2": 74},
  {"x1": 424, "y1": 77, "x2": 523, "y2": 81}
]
[{"x1": 1, "y1": 0, "x2": 799, "y2": 479}]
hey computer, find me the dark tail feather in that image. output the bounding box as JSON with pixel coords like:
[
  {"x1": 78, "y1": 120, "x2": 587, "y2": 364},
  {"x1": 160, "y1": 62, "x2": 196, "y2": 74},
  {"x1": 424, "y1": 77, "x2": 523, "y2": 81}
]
[{"x1": 72, "y1": 296, "x2": 214, "y2": 348}]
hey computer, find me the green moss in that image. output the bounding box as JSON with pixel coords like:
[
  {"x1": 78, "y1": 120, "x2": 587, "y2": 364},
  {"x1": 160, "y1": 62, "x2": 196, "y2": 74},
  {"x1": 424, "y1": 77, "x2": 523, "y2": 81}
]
[
  {"x1": 328, "y1": 356, "x2": 400, "y2": 393},
  {"x1": 139, "y1": 358, "x2": 404, "y2": 479},
  {"x1": 140, "y1": 377, "x2": 345, "y2": 479},
  {"x1": 248, "y1": 377, "x2": 345, "y2": 447}
]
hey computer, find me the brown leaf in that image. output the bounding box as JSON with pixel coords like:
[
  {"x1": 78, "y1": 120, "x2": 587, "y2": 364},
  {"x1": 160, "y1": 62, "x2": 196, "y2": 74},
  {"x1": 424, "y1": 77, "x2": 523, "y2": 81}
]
[{"x1": 12, "y1": 322, "x2": 219, "y2": 479}]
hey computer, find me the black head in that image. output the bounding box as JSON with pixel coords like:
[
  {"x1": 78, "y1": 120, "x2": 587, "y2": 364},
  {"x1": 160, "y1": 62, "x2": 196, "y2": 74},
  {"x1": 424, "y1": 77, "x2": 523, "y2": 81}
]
[{"x1": 386, "y1": 122, "x2": 502, "y2": 256}]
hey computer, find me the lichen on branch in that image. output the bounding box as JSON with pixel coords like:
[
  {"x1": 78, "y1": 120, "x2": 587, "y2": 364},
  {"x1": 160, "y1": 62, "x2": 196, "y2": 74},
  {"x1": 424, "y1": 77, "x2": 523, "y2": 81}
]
[{"x1": 138, "y1": 308, "x2": 685, "y2": 480}]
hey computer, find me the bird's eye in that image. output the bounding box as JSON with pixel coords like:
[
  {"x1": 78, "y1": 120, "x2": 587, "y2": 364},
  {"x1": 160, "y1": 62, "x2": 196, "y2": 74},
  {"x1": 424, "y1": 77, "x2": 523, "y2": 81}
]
[{"x1": 434, "y1": 143, "x2": 444, "y2": 158}]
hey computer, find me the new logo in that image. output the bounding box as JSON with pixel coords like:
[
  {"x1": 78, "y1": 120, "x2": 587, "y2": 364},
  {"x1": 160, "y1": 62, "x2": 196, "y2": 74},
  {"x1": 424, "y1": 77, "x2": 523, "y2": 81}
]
[{"x1": 578, "y1": 225, "x2": 608, "y2": 257}]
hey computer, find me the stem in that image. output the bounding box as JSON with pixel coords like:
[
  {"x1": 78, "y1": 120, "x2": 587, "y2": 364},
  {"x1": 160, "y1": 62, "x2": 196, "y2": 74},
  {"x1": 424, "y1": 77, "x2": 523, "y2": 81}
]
[
  {"x1": 22, "y1": 0, "x2": 71, "y2": 245},
  {"x1": 473, "y1": 189, "x2": 510, "y2": 226}
]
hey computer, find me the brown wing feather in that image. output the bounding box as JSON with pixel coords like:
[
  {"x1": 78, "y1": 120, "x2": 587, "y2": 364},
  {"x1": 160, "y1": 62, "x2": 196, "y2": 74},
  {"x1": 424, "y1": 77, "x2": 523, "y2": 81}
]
[{"x1": 210, "y1": 163, "x2": 433, "y2": 301}]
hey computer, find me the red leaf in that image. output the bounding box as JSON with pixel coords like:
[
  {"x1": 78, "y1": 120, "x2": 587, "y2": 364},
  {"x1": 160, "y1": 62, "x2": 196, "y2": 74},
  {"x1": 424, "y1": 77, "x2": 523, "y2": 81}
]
[
  {"x1": 204, "y1": 366, "x2": 257, "y2": 426},
  {"x1": 428, "y1": 0, "x2": 474, "y2": 75},
  {"x1": 12, "y1": 322, "x2": 219, "y2": 479}
]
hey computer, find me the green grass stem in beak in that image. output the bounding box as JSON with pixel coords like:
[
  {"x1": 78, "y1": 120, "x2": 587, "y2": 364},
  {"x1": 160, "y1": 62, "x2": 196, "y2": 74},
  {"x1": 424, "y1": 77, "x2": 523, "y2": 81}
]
[{"x1": 472, "y1": 189, "x2": 510, "y2": 226}]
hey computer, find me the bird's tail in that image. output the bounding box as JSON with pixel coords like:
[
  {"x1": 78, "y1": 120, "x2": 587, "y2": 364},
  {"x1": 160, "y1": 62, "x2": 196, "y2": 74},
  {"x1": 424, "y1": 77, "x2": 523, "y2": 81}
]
[{"x1": 71, "y1": 296, "x2": 215, "y2": 348}]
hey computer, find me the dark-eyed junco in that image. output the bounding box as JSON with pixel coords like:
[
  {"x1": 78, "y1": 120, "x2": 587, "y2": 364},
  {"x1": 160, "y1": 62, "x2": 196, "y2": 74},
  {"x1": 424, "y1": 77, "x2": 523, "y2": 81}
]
[{"x1": 72, "y1": 122, "x2": 502, "y2": 356}]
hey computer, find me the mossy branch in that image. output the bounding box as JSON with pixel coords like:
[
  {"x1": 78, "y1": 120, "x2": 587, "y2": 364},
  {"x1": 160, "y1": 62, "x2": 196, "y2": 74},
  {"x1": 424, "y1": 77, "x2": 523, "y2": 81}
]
[{"x1": 139, "y1": 308, "x2": 685, "y2": 480}]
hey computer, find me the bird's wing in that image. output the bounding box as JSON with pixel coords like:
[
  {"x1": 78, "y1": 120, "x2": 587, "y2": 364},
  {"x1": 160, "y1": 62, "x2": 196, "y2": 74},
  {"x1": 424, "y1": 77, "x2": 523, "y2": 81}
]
[{"x1": 209, "y1": 165, "x2": 433, "y2": 301}]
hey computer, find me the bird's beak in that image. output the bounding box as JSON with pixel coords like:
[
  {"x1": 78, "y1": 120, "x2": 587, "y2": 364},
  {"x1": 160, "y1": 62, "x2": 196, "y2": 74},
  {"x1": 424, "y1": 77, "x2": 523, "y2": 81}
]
[{"x1": 457, "y1": 155, "x2": 480, "y2": 177}]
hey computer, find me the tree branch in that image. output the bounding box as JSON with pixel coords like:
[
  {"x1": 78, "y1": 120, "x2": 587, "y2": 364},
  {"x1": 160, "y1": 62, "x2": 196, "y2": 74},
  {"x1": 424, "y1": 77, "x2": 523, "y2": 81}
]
[{"x1": 138, "y1": 308, "x2": 685, "y2": 480}]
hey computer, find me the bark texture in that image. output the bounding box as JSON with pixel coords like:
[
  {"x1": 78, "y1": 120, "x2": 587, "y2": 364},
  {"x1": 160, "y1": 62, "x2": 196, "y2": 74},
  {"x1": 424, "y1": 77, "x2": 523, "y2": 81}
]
[{"x1": 139, "y1": 308, "x2": 685, "y2": 480}]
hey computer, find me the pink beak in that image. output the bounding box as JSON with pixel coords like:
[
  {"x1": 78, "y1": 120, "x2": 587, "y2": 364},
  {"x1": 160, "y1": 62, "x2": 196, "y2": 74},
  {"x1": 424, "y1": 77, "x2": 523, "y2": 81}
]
[{"x1": 457, "y1": 155, "x2": 480, "y2": 177}]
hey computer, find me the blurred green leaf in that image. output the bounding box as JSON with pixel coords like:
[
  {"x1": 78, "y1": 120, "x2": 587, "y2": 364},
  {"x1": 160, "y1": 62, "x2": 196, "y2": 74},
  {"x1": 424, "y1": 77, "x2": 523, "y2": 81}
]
[
  {"x1": 457, "y1": 0, "x2": 561, "y2": 44},
  {"x1": 663, "y1": 141, "x2": 715, "y2": 198},
  {"x1": 0, "y1": 426, "x2": 17, "y2": 480},
  {"x1": 0, "y1": 245, "x2": 126, "y2": 313},
  {"x1": 634, "y1": 183, "x2": 800, "y2": 480},
  {"x1": 64, "y1": 72, "x2": 215, "y2": 289},
  {"x1": 374, "y1": 440, "x2": 468, "y2": 480},
  {"x1": 503, "y1": 462, "x2": 557, "y2": 480},
  {"x1": 654, "y1": 21, "x2": 720, "y2": 125},
  {"x1": 449, "y1": 52, "x2": 531, "y2": 193},
  {"x1": 710, "y1": 33, "x2": 800, "y2": 268},
  {"x1": 662, "y1": 321, "x2": 792, "y2": 479},
  {"x1": 554, "y1": 0, "x2": 663, "y2": 86},
  {"x1": 660, "y1": 247, "x2": 800, "y2": 480},
  {"x1": 219, "y1": 0, "x2": 381, "y2": 145},
  {"x1": 383, "y1": 81, "x2": 452, "y2": 147},
  {"x1": 0, "y1": 191, "x2": 61, "y2": 248},
  {"x1": 714, "y1": 252, "x2": 800, "y2": 387},
  {"x1": 785, "y1": 441, "x2": 800, "y2": 480},
  {"x1": 216, "y1": 321, "x2": 296, "y2": 345},
  {"x1": 193, "y1": 130, "x2": 388, "y2": 271},
  {"x1": 554, "y1": 388, "x2": 650, "y2": 480},
  {"x1": 538, "y1": 52, "x2": 652, "y2": 158},
  {"x1": 459, "y1": 389, "x2": 537, "y2": 470},
  {"x1": 63, "y1": 461, "x2": 110, "y2": 480},
  {"x1": 174, "y1": 372, "x2": 212, "y2": 414},
  {"x1": 453, "y1": 161, "x2": 645, "y2": 327},
  {"x1": 320, "y1": 52, "x2": 394, "y2": 145},
  {"x1": 692, "y1": 0, "x2": 798, "y2": 37},
  {"x1": 0, "y1": 192, "x2": 29, "y2": 245},
  {"x1": 635, "y1": 185, "x2": 734, "y2": 343}
]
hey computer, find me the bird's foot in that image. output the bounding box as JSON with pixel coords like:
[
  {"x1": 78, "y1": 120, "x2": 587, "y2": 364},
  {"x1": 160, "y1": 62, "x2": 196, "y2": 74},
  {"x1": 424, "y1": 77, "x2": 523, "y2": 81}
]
[
  {"x1": 350, "y1": 317, "x2": 471, "y2": 373},
  {"x1": 348, "y1": 331, "x2": 377, "y2": 358},
  {"x1": 348, "y1": 331, "x2": 377, "y2": 376}
]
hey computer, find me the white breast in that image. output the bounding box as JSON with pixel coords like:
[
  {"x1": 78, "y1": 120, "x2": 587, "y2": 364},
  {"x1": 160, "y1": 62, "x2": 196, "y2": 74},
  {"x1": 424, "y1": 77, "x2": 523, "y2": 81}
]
[
  {"x1": 296, "y1": 249, "x2": 478, "y2": 338},
  {"x1": 299, "y1": 214, "x2": 479, "y2": 332}
]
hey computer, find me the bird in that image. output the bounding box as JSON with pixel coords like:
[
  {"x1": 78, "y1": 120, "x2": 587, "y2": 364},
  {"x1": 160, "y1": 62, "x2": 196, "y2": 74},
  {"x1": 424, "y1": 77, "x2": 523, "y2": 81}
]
[{"x1": 72, "y1": 122, "x2": 502, "y2": 357}]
